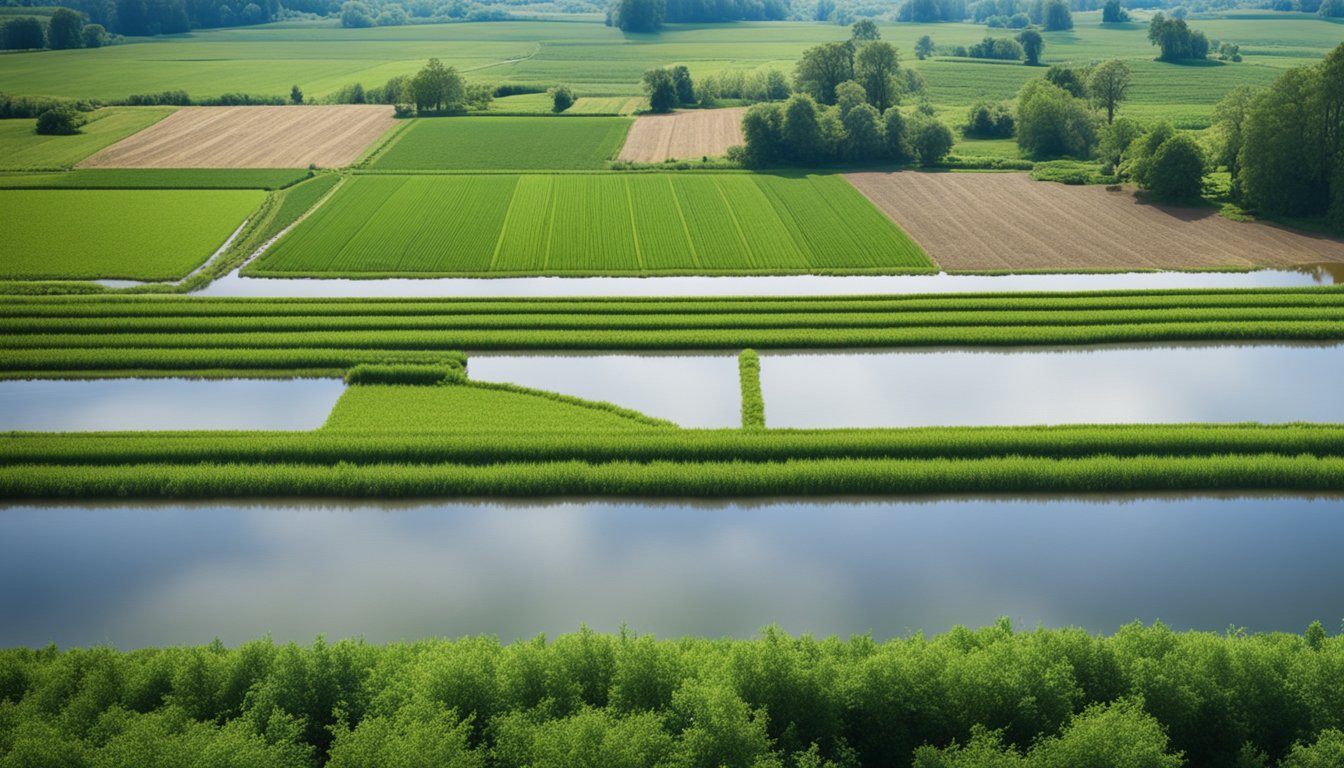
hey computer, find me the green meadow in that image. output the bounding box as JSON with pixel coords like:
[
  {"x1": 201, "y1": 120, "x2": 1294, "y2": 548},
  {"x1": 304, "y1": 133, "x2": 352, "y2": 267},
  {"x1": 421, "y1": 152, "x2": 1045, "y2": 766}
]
[
  {"x1": 0, "y1": 15, "x2": 1336, "y2": 129},
  {"x1": 0, "y1": 107, "x2": 174, "y2": 170},
  {"x1": 0, "y1": 189, "x2": 264, "y2": 280},
  {"x1": 368, "y1": 116, "x2": 632, "y2": 170},
  {"x1": 250, "y1": 172, "x2": 932, "y2": 276}
]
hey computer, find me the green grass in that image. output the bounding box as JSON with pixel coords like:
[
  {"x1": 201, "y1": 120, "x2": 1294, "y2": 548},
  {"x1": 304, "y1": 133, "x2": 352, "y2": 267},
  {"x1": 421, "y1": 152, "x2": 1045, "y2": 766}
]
[
  {"x1": 0, "y1": 189, "x2": 265, "y2": 281},
  {"x1": 0, "y1": 168, "x2": 310, "y2": 189},
  {"x1": 2, "y1": 289, "x2": 1342, "y2": 377},
  {"x1": 568, "y1": 96, "x2": 644, "y2": 114},
  {"x1": 4, "y1": 453, "x2": 1342, "y2": 499},
  {"x1": 249, "y1": 173, "x2": 931, "y2": 276},
  {"x1": 366, "y1": 116, "x2": 631, "y2": 170},
  {"x1": 324, "y1": 380, "x2": 673, "y2": 432},
  {"x1": 0, "y1": 17, "x2": 1333, "y2": 127},
  {"x1": 0, "y1": 107, "x2": 175, "y2": 171},
  {"x1": 739, "y1": 349, "x2": 765, "y2": 429}
]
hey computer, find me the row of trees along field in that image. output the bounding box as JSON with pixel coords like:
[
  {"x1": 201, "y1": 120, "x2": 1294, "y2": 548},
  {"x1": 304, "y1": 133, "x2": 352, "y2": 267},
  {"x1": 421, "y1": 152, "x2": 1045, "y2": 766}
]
[
  {"x1": 732, "y1": 24, "x2": 953, "y2": 167},
  {"x1": 0, "y1": 9, "x2": 105, "y2": 50},
  {"x1": 1, "y1": 621, "x2": 1342, "y2": 768}
]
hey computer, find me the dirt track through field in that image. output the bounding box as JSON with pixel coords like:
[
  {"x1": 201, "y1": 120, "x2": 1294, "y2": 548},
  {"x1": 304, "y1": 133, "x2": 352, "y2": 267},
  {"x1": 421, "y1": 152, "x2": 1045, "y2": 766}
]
[
  {"x1": 617, "y1": 108, "x2": 745, "y2": 163},
  {"x1": 79, "y1": 105, "x2": 396, "y2": 169},
  {"x1": 845, "y1": 172, "x2": 1344, "y2": 271}
]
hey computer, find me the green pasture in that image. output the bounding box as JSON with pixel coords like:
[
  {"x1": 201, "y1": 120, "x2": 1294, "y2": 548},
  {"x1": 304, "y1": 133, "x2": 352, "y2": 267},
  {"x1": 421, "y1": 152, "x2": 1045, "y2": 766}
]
[
  {"x1": 0, "y1": 189, "x2": 264, "y2": 281},
  {"x1": 250, "y1": 172, "x2": 931, "y2": 276},
  {"x1": 368, "y1": 116, "x2": 631, "y2": 170},
  {"x1": 0, "y1": 16, "x2": 1335, "y2": 128},
  {"x1": 0, "y1": 107, "x2": 174, "y2": 171},
  {"x1": 0, "y1": 168, "x2": 310, "y2": 189}
]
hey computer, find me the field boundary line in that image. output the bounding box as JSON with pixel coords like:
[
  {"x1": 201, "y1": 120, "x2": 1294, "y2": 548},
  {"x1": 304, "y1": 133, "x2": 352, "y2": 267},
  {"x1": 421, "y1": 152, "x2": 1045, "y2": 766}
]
[
  {"x1": 488, "y1": 177, "x2": 524, "y2": 272},
  {"x1": 238, "y1": 174, "x2": 349, "y2": 275},
  {"x1": 354, "y1": 118, "x2": 414, "y2": 169},
  {"x1": 713, "y1": 177, "x2": 757, "y2": 270}
]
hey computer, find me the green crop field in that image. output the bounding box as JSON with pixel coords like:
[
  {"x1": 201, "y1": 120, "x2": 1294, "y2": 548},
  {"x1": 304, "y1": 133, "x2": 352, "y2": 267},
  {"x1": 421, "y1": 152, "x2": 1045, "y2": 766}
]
[
  {"x1": 325, "y1": 381, "x2": 673, "y2": 432},
  {"x1": 367, "y1": 116, "x2": 632, "y2": 170},
  {"x1": 0, "y1": 168, "x2": 310, "y2": 189},
  {"x1": 250, "y1": 173, "x2": 931, "y2": 276},
  {"x1": 0, "y1": 107, "x2": 175, "y2": 171},
  {"x1": 0, "y1": 189, "x2": 265, "y2": 281}
]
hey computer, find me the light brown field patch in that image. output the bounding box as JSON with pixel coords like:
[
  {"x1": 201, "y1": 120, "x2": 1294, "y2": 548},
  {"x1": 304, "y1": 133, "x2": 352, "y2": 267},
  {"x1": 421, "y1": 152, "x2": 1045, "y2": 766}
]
[
  {"x1": 79, "y1": 105, "x2": 397, "y2": 169},
  {"x1": 617, "y1": 107, "x2": 745, "y2": 163},
  {"x1": 845, "y1": 171, "x2": 1344, "y2": 271}
]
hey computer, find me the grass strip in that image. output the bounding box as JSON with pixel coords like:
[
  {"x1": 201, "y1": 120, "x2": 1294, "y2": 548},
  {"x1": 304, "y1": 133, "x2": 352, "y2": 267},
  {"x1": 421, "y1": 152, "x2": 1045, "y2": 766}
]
[
  {"x1": 3, "y1": 454, "x2": 1341, "y2": 499},
  {"x1": 739, "y1": 349, "x2": 765, "y2": 429},
  {"x1": 6, "y1": 425, "x2": 1343, "y2": 466}
]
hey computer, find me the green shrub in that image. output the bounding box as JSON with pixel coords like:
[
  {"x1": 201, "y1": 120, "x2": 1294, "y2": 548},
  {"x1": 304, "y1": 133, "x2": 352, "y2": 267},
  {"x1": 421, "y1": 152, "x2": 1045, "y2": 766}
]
[
  {"x1": 343, "y1": 362, "x2": 465, "y2": 386},
  {"x1": 34, "y1": 107, "x2": 82, "y2": 136}
]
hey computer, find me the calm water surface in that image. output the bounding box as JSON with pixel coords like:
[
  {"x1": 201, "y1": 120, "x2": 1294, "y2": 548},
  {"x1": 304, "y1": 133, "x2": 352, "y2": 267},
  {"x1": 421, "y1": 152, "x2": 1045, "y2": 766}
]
[
  {"x1": 1, "y1": 497, "x2": 1340, "y2": 648},
  {"x1": 760, "y1": 345, "x2": 1344, "y2": 427},
  {"x1": 0, "y1": 378, "x2": 345, "y2": 431},
  {"x1": 469, "y1": 353, "x2": 740, "y2": 428},
  {"x1": 172, "y1": 266, "x2": 1341, "y2": 298}
]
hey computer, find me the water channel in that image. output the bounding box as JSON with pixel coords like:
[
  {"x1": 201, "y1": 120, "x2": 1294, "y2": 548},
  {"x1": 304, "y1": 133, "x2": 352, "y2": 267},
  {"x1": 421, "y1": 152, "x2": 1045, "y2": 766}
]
[{"x1": 2, "y1": 496, "x2": 1339, "y2": 648}]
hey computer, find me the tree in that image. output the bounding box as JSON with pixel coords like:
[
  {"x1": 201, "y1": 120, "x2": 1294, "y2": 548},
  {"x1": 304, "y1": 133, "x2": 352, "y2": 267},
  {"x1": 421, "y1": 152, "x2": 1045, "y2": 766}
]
[
  {"x1": 1045, "y1": 65, "x2": 1086, "y2": 97},
  {"x1": 964, "y1": 101, "x2": 1015, "y2": 138},
  {"x1": 1235, "y1": 42, "x2": 1344, "y2": 227},
  {"x1": 842, "y1": 103, "x2": 885, "y2": 161},
  {"x1": 290, "y1": 84, "x2": 303, "y2": 104},
  {"x1": 1279, "y1": 730, "x2": 1344, "y2": 768},
  {"x1": 642, "y1": 68, "x2": 678, "y2": 113},
  {"x1": 409, "y1": 58, "x2": 464, "y2": 112},
  {"x1": 1209, "y1": 84, "x2": 1256, "y2": 198},
  {"x1": 850, "y1": 18, "x2": 879, "y2": 41},
  {"x1": 782, "y1": 93, "x2": 824, "y2": 162},
  {"x1": 741, "y1": 101, "x2": 785, "y2": 166},
  {"x1": 1144, "y1": 133, "x2": 1206, "y2": 199},
  {"x1": 671, "y1": 65, "x2": 695, "y2": 105},
  {"x1": 855, "y1": 41, "x2": 902, "y2": 112},
  {"x1": 915, "y1": 35, "x2": 934, "y2": 61},
  {"x1": 1015, "y1": 78, "x2": 1099, "y2": 158},
  {"x1": 1017, "y1": 29, "x2": 1044, "y2": 66},
  {"x1": 339, "y1": 0, "x2": 374, "y2": 27},
  {"x1": 794, "y1": 41, "x2": 854, "y2": 105},
  {"x1": 35, "y1": 107, "x2": 82, "y2": 135},
  {"x1": 549, "y1": 85, "x2": 575, "y2": 113},
  {"x1": 1088, "y1": 59, "x2": 1132, "y2": 123},
  {"x1": 1101, "y1": 0, "x2": 1130, "y2": 22},
  {"x1": 0, "y1": 17, "x2": 46, "y2": 50},
  {"x1": 81, "y1": 23, "x2": 107, "y2": 48},
  {"x1": 1098, "y1": 115, "x2": 1143, "y2": 168},
  {"x1": 907, "y1": 113, "x2": 954, "y2": 166},
  {"x1": 612, "y1": 0, "x2": 664, "y2": 32},
  {"x1": 47, "y1": 8, "x2": 83, "y2": 50},
  {"x1": 1043, "y1": 0, "x2": 1072, "y2": 30},
  {"x1": 1322, "y1": 0, "x2": 1344, "y2": 16},
  {"x1": 834, "y1": 80, "x2": 867, "y2": 117},
  {"x1": 882, "y1": 106, "x2": 913, "y2": 163},
  {"x1": 1148, "y1": 13, "x2": 1209, "y2": 61}
]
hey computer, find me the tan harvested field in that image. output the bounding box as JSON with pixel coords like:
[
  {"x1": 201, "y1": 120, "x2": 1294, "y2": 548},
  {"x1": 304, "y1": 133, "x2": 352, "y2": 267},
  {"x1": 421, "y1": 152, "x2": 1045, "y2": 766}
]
[
  {"x1": 845, "y1": 172, "x2": 1344, "y2": 272},
  {"x1": 617, "y1": 107, "x2": 745, "y2": 163},
  {"x1": 79, "y1": 105, "x2": 396, "y2": 169}
]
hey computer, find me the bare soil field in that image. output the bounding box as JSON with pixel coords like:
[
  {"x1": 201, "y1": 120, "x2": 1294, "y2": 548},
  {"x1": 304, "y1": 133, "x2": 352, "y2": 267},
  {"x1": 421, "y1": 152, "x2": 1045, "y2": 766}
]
[
  {"x1": 845, "y1": 172, "x2": 1344, "y2": 271},
  {"x1": 79, "y1": 105, "x2": 396, "y2": 169},
  {"x1": 617, "y1": 107, "x2": 745, "y2": 163}
]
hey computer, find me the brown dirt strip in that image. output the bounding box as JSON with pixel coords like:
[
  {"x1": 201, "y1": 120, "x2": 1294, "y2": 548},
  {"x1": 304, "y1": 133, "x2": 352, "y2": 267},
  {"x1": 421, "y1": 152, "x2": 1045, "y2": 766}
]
[
  {"x1": 617, "y1": 108, "x2": 746, "y2": 163},
  {"x1": 845, "y1": 171, "x2": 1344, "y2": 272},
  {"x1": 79, "y1": 105, "x2": 397, "y2": 169}
]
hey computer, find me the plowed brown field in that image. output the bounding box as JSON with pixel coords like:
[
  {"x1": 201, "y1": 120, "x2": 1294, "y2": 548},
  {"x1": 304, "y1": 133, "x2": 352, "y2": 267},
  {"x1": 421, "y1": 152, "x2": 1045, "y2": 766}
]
[
  {"x1": 79, "y1": 105, "x2": 396, "y2": 169},
  {"x1": 617, "y1": 108, "x2": 745, "y2": 163},
  {"x1": 846, "y1": 171, "x2": 1344, "y2": 271}
]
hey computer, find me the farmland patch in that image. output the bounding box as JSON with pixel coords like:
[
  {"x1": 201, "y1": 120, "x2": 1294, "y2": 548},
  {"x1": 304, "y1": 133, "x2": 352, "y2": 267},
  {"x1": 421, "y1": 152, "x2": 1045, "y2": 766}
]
[
  {"x1": 249, "y1": 173, "x2": 931, "y2": 276},
  {"x1": 367, "y1": 116, "x2": 631, "y2": 170},
  {"x1": 846, "y1": 172, "x2": 1344, "y2": 272},
  {"x1": 78, "y1": 105, "x2": 396, "y2": 169},
  {"x1": 617, "y1": 107, "x2": 746, "y2": 163},
  {"x1": 0, "y1": 189, "x2": 264, "y2": 280},
  {"x1": 0, "y1": 107, "x2": 175, "y2": 171}
]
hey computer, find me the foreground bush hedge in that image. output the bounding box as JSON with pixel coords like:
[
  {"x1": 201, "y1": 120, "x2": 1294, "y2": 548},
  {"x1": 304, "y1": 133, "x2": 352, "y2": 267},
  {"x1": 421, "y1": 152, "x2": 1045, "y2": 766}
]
[{"x1": 1, "y1": 622, "x2": 1341, "y2": 767}]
